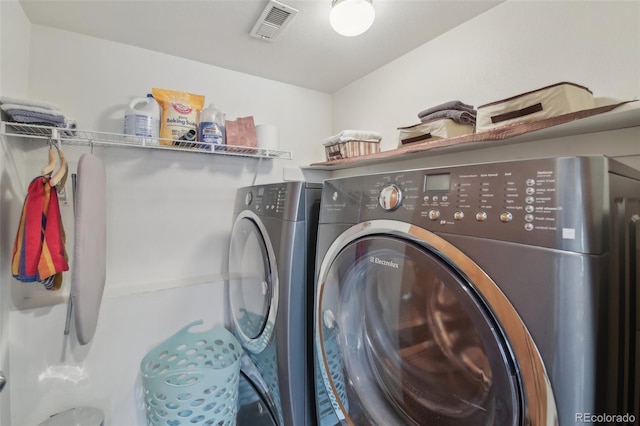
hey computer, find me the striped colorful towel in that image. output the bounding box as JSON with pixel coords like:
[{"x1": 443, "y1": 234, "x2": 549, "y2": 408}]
[{"x1": 12, "y1": 176, "x2": 68, "y2": 290}]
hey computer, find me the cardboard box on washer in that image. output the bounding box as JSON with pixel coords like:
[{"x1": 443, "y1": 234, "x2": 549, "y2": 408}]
[{"x1": 476, "y1": 82, "x2": 595, "y2": 132}]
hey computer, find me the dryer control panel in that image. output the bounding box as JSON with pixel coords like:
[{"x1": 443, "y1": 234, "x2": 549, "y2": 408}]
[
  {"x1": 322, "y1": 156, "x2": 623, "y2": 253},
  {"x1": 234, "y1": 181, "x2": 315, "y2": 221}
]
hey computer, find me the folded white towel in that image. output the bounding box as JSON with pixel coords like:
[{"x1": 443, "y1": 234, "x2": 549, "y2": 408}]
[
  {"x1": 0, "y1": 96, "x2": 61, "y2": 111},
  {"x1": 324, "y1": 129, "x2": 382, "y2": 145}
]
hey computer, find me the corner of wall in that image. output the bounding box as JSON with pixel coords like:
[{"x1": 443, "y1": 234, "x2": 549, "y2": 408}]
[{"x1": 0, "y1": 2, "x2": 31, "y2": 424}]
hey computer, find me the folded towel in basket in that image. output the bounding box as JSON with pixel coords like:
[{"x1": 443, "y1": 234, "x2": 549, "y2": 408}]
[
  {"x1": 419, "y1": 109, "x2": 477, "y2": 125},
  {"x1": 417, "y1": 100, "x2": 475, "y2": 118},
  {"x1": 417, "y1": 100, "x2": 477, "y2": 125},
  {"x1": 12, "y1": 176, "x2": 68, "y2": 289},
  {"x1": 324, "y1": 129, "x2": 382, "y2": 145}
]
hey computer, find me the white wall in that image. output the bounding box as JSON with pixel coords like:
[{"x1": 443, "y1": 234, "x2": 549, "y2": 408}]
[
  {"x1": 10, "y1": 282, "x2": 226, "y2": 426},
  {"x1": 3, "y1": 21, "x2": 332, "y2": 426},
  {"x1": 27, "y1": 25, "x2": 330, "y2": 168},
  {"x1": 332, "y1": 0, "x2": 640, "y2": 157},
  {"x1": 2, "y1": 1, "x2": 640, "y2": 425},
  {"x1": 16, "y1": 25, "x2": 329, "y2": 298},
  {"x1": 0, "y1": 1, "x2": 31, "y2": 425}
]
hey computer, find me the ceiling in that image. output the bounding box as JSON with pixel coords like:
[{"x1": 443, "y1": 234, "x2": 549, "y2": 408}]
[{"x1": 19, "y1": 0, "x2": 503, "y2": 93}]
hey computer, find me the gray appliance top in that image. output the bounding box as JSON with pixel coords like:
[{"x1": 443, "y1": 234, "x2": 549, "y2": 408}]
[{"x1": 319, "y1": 155, "x2": 640, "y2": 253}]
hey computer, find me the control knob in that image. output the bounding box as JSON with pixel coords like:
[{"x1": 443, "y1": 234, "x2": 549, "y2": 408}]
[{"x1": 379, "y1": 185, "x2": 402, "y2": 211}]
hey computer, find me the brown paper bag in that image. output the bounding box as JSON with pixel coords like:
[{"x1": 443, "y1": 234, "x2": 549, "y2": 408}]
[{"x1": 225, "y1": 116, "x2": 257, "y2": 151}]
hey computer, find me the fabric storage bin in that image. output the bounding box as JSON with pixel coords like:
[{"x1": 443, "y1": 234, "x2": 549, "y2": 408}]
[
  {"x1": 323, "y1": 139, "x2": 380, "y2": 161},
  {"x1": 398, "y1": 119, "x2": 474, "y2": 146},
  {"x1": 476, "y1": 82, "x2": 594, "y2": 132},
  {"x1": 140, "y1": 321, "x2": 242, "y2": 426}
]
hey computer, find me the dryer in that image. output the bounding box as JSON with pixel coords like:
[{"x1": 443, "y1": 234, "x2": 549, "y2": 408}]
[
  {"x1": 229, "y1": 181, "x2": 321, "y2": 426},
  {"x1": 314, "y1": 156, "x2": 639, "y2": 425}
]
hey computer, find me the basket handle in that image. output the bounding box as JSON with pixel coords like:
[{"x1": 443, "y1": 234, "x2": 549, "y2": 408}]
[
  {"x1": 172, "y1": 320, "x2": 236, "y2": 342},
  {"x1": 175, "y1": 320, "x2": 206, "y2": 336},
  {"x1": 491, "y1": 103, "x2": 543, "y2": 123}
]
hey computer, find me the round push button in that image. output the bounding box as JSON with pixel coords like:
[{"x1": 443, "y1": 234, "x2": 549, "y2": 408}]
[{"x1": 500, "y1": 212, "x2": 513, "y2": 223}]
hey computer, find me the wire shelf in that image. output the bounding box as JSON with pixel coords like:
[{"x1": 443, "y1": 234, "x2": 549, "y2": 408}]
[{"x1": 0, "y1": 121, "x2": 292, "y2": 160}]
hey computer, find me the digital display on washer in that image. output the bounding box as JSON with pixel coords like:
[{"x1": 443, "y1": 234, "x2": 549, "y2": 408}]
[{"x1": 423, "y1": 173, "x2": 451, "y2": 192}]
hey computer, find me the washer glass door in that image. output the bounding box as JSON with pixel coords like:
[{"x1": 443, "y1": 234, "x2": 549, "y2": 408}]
[
  {"x1": 229, "y1": 217, "x2": 272, "y2": 344},
  {"x1": 317, "y1": 235, "x2": 520, "y2": 426}
]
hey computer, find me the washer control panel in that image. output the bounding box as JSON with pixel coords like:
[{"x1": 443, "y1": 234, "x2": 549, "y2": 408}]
[
  {"x1": 363, "y1": 165, "x2": 563, "y2": 230},
  {"x1": 331, "y1": 156, "x2": 608, "y2": 251}
]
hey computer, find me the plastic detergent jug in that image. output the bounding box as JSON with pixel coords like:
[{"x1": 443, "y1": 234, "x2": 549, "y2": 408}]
[
  {"x1": 124, "y1": 94, "x2": 161, "y2": 139},
  {"x1": 198, "y1": 104, "x2": 225, "y2": 149}
]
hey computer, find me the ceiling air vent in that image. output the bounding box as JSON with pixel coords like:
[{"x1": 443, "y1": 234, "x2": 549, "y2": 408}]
[{"x1": 250, "y1": 0, "x2": 298, "y2": 41}]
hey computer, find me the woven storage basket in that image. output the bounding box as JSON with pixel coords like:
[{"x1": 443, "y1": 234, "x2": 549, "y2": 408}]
[
  {"x1": 323, "y1": 140, "x2": 380, "y2": 161},
  {"x1": 140, "y1": 321, "x2": 242, "y2": 426}
]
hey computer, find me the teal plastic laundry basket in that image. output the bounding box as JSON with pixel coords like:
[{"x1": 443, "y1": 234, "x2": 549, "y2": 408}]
[{"x1": 140, "y1": 321, "x2": 242, "y2": 426}]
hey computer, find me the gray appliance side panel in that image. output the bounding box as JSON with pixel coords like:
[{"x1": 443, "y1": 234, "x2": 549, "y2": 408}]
[
  {"x1": 608, "y1": 156, "x2": 640, "y2": 181},
  {"x1": 304, "y1": 186, "x2": 322, "y2": 425},
  {"x1": 312, "y1": 223, "x2": 353, "y2": 426},
  {"x1": 440, "y1": 233, "x2": 607, "y2": 426},
  {"x1": 607, "y1": 170, "x2": 640, "y2": 417},
  {"x1": 262, "y1": 216, "x2": 313, "y2": 426}
]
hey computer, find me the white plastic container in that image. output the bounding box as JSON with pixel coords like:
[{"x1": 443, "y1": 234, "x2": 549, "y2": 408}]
[
  {"x1": 124, "y1": 94, "x2": 161, "y2": 140},
  {"x1": 256, "y1": 124, "x2": 279, "y2": 151},
  {"x1": 198, "y1": 104, "x2": 225, "y2": 149}
]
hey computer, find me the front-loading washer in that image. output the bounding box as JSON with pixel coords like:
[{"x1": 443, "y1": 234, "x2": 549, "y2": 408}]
[
  {"x1": 229, "y1": 181, "x2": 321, "y2": 426},
  {"x1": 314, "y1": 156, "x2": 639, "y2": 425}
]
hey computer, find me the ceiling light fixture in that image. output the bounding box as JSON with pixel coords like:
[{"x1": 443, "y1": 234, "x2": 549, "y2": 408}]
[{"x1": 330, "y1": 0, "x2": 375, "y2": 37}]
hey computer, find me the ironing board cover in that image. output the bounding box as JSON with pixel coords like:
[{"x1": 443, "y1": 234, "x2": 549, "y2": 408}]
[{"x1": 71, "y1": 153, "x2": 107, "y2": 345}]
